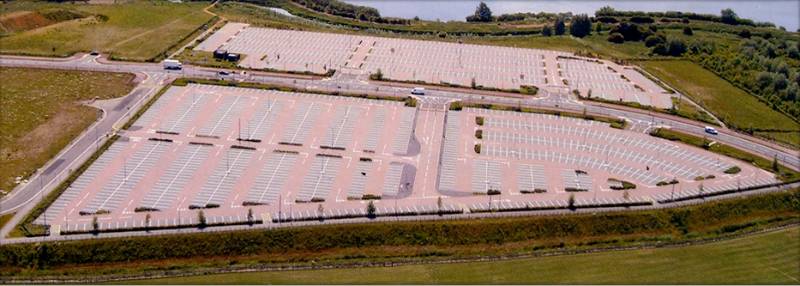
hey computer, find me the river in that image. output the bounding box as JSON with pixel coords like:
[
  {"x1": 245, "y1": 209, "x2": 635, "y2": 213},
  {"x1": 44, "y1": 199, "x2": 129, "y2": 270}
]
[{"x1": 345, "y1": 0, "x2": 799, "y2": 32}]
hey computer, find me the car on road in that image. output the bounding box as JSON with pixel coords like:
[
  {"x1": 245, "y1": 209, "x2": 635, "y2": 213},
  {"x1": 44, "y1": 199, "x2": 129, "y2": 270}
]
[
  {"x1": 89, "y1": 50, "x2": 100, "y2": 56},
  {"x1": 411, "y1": 87, "x2": 425, "y2": 95},
  {"x1": 218, "y1": 71, "x2": 231, "y2": 76},
  {"x1": 704, "y1": 126, "x2": 719, "y2": 135}
]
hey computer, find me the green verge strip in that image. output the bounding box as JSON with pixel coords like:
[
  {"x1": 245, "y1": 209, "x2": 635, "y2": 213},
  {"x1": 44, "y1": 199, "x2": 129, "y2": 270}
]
[
  {"x1": 450, "y1": 101, "x2": 626, "y2": 129},
  {"x1": 0, "y1": 189, "x2": 798, "y2": 276},
  {"x1": 650, "y1": 128, "x2": 799, "y2": 182},
  {"x1": 173, "y1": 78, "x2": 416, "y2": 107},
  {"x1": 12, "y1": 135, "x2": 120, "y2": 237}
]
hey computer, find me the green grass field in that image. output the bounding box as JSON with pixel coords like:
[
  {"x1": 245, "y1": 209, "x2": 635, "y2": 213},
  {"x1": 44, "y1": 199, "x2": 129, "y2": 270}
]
[
  {"x1": 127, "y1": 227, "x2": 800, "y2": 284},
  {"x1": 0, "y1": 1, "x2": 213, "y2": 61},
  {"x1": 0, "y1": 67, "x2": 135, "y2": 196},
  {"x1": 639, "y1": 60, "x2": 800, "y2": 146}
]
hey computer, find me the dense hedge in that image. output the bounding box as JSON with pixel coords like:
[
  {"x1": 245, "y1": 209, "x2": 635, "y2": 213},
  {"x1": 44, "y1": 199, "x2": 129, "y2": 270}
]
[{"x1": 1, "y1": 190, "x2": 797, "y2": 269}]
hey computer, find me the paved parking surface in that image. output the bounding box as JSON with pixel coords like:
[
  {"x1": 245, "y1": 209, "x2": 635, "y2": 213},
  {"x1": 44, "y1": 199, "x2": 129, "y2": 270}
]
[
  {"x1": 195, "y1": 23, "x2": 675, "y2": 108},
  {"x1": 35, "y1": 84, "x2": 777, "y2": 234}
]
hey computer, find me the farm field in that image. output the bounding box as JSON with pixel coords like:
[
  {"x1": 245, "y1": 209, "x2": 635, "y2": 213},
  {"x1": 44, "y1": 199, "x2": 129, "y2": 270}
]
[
  {"x1": 639, "y1": 60, "x2": 800, "y2": 147},
  {"x1": 129, "y1": 227, "x2": 799, "y2": 284},
  {"x1": 0, "y1": 1, "x2": 213, "y2": 61},
  {"x1": 0, "y1": 67, "x2": 135, "y2": 197}
]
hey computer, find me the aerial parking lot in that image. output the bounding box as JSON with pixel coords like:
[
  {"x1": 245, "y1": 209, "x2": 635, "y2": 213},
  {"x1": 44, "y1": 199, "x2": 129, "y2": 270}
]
[
  {"x1": 196, "y1": 23, "x2": 674, "y2": 108},
  {"x1": 34, "y1": 83, "x2": 778, "y2": 234}
]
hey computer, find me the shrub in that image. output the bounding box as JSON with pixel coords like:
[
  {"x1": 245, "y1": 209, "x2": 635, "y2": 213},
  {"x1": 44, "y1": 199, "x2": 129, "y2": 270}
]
[
  {"x1": 474, "y1": 144, "x2": 482, "y2": 154},
  {"x1": 541, "y1": 25, "x2": 553, "y2": 36},
  {"x1": 608, "y1": 32, "x2": 625, "y2": 43},
  {"x1": 683, "y1": 26, "x2": 693, "y2": 35},
  {"x1": 475, "y1": 116, "x2": 484, "y2": 126},
  {"x1": 724, "y1": 166, "x2": 742, "y2": 174},
  {"x1": 644, "y1": 34, "x2": 665, "y2": 47},
  {"x1": 475, "y1": 129, "x2": 483, "y2": 139}
]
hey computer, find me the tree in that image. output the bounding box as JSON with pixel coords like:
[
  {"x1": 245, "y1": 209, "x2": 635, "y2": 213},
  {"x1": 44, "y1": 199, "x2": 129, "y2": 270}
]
[
  {"x1": 567, "y1": 193, "x2": 576, "y2": 210},
  {"x1": 370, "y1": 68, "x2": 383, "y2": 80},
  {"x1": 145, "y1": 213, "x2": 151, "y2": 231},
  {"x1": 366, "y1": 200, "x2": 376, "y2": 219},
  {"x1": 608, "y1": 32, "x2": 624, "y2": 43},
  {"x1": 468, "y1": 2, "x2": 493, "y2": 22},
  {"x1": 683, "y1": 26, "x2": 693, "y2": 35},
  {"x1": 247, "y1": 208, "x2": 254, "y2": 225},
  {"x1": 542, "y1": 25, "x2": 553, "y2": 37},
  {"x1": 92, "y1": 216, "x2": 99, "y2": 235},
  {"x1": 569, "y1": 14, "x2": 592, "y2": 38},
  {"x1": 772, "y1": 155, "x2": 780, "y2": 171},
  {"x1": 198, "y1": 210, "x2": 206, "y2": 228},
  {"x1": 720, "y1": 8, "x2": 738, "y2": 25},
  {"x1": 594, "y1": 22, "x2": 602, "y2": 33},
  {"x1": 554, "y1": 16, "x2": 566, "y2": 35},
  {"x1": 471, "y1": 77, "x2": 477, "y2": 89},
  {"x1": 317, "y1": 204, "x2": 325, "y2": 221}
]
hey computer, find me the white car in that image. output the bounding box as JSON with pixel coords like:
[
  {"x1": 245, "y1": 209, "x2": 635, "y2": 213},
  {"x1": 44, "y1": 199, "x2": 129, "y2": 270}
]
[
  {"x1": 411, "y1": 87, "x2": 425, "y2": 95},
  {"x1": 704, "y1": 126, "x2": 718, "y2": 135}
]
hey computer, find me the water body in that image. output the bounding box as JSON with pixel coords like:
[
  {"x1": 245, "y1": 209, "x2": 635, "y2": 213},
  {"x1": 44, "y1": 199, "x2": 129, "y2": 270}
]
[{"x1": 345, "y1": 0, "x2": 799, "y2": 31}]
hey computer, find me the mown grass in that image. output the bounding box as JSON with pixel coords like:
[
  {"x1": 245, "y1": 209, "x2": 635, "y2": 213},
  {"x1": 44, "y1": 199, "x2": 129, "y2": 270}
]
[
  {"x1": 0, "y1": 1, "x2": 213, "y2": 61},
  {"x1": 127, "y1": 227, "x2": 800, "y2": 284},
  {"x1": 650, "y1": 128, "x2": 799, "y2": 182},
  {"x1": 0, "y1": 67, "x2": 135, "y2": 197},
  {"x1": 2, "y1": 189, "x2": 797, "y2": 280},
  {"x1": 0, "y1": 213, "x2": 14, "y2": 231},
  {"x1": 638, "y1": 60, "x2": 800, "y2": 146}
]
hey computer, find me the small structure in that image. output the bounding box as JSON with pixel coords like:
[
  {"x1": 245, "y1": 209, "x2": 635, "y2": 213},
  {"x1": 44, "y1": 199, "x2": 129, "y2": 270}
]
[{"x1": 213, "y1": 49, "x2": 228, "y2": 59}]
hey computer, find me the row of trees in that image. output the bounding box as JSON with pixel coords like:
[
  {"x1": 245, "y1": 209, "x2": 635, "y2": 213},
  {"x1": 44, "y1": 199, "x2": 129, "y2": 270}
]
[
  {"x1": 291, "y1": 0, "x2": 399, "y2": 23},
  {"x1": 595, "y1": 6, "x2": 775, "y2": 28}
]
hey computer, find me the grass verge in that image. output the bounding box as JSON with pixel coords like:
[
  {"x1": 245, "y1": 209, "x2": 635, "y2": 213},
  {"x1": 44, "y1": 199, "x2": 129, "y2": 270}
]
[
  {"x1": 0, "y1": 67, "x2": 135, "y2": 197},
  {"x1": 0, "y1": 1, "x2": 213, "y2": 61},
  {"x1": 450, "y1": 101, "x2": 626, "y2": 129},
  {"x1": 173, "y1": 78, "x2": 416, "y2": 106},
  {"x1": 638, "y1": 60, "x2": 800, "y2": 146},
  {"x1": 127, "y1": 227, "x2": 800, "y2": 284},
  {"x1": 1, "y1": 188, "x2": 797, "y2": 280},
  {"x1": 650, "y1": 128, "x2": 799, "y2": 182}
]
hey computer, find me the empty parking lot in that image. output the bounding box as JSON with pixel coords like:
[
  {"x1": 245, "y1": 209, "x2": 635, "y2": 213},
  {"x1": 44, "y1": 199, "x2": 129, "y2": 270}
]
[
  {"x1": 196, "y1": 23, "x2": 674, "y2": 108},
  {"x1": 35, "y1": 84, "x2": 778, "y2": 234}
]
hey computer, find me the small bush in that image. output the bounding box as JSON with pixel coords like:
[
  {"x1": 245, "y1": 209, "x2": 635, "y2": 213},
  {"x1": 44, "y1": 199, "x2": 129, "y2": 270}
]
[
  {"x1": 724, "y1": 166, "x2": 742, "y2": 174},
  {"x1": 475, "y1": 116, "x2": 485, "y2": 126}
]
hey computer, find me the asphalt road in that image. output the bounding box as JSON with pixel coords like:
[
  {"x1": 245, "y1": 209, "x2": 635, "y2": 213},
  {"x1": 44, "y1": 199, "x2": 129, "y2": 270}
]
[{"x1": 0, "y1": 54, "x2": 797, "y2": 240}]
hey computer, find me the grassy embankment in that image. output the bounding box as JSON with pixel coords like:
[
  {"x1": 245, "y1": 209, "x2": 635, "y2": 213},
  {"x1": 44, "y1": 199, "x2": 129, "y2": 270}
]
[
  {"x1": 129, "y1": 227, "x2": 800, "y2": 284},
  {"x1": 1, "y1": 189, "x2": 798, "y2": 280},
  {"x1": 0, "y1": 1, "x2": 214, "y2": 61},
  {"x1": 650, "y1": 128, "x2": 800, "y2": 182},
  {"x1": 641, "y1": 60, "x2": 800, "y2": 147},
  {"x1": 0, "y1": 67, "x2": 135, "y2": 198}
]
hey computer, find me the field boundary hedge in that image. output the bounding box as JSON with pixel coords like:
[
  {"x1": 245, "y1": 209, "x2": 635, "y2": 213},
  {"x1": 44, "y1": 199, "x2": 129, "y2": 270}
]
[{"x1": 1, "y1": 189, "x2": 797, "y2": 271}]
